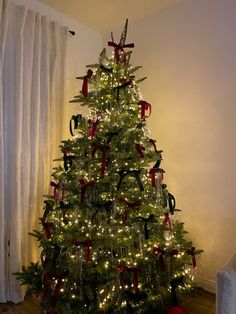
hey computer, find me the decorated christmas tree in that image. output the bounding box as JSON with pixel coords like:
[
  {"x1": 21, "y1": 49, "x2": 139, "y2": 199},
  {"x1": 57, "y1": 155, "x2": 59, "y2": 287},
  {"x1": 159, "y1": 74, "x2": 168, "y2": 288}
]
[{"x1": 15, "y1": 20, "x2": 203, "y2": 314}]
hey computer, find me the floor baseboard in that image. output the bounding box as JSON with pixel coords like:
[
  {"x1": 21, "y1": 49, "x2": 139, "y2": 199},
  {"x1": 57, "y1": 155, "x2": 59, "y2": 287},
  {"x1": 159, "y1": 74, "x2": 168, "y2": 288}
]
[{"x1": 196, "y1": 277, "x2": 216, "y2": 294}]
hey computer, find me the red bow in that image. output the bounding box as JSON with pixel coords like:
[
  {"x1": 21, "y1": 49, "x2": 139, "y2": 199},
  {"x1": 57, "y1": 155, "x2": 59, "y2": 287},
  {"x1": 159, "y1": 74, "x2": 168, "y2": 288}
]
[
  {"x1": 108, "y1": 41, "x2": 134, "y2": 64},
  {"x1": 136, "y1": 144, "x2": 145, "y2": 158},
  {"x1": 139, "y1": 100, "x2": 152, "y2": 121},
  {"x1": 153, "y1": 247, "x2": 165, "y2": 271},
  {"x1": 71, "y1": 239, "x2": 92, "y2": 262},
  {"x1": 117, "y1": 264, "x2": 140, "y2": 293},
  {"x1": 42, "y1": 270, "x2": 69, "y2": 310},
  {"x1": 149, "y1": 168, "x2": 165, "y2": 187},
  {"x1": 119, "y1": 198, "x2": 141, "y2": 222},
  {"x1": 163, "y1": 213, "x2": 173, "y2": 231},
  {"x1": 39, "y1": 217, "x2": 54, "y2": 239},
  {"x1": 50, "y1": 181, "x2": 64, "y2": 204},
  {"x1": 87, "y1": 118, "x2": 99, "y2": 138},
  {"x1": 186, "y1": 247, "x2": 196, "y2": 268},
  {"x1": 79, "y1": 179, "x2": 96, "y2": 203},
  {"x1": 91, "y1": 142, "x2": 110, "y2": 177},
  {"x1": 82, "y1": 69, "x2": 93, "y2": 97}
]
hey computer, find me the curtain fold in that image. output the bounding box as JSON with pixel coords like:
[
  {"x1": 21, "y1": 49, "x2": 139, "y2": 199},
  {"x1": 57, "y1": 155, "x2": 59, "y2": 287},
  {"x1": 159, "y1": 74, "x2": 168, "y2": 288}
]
[{"x1": 0, "y1": 0, "x2": 68, "y2": 302}]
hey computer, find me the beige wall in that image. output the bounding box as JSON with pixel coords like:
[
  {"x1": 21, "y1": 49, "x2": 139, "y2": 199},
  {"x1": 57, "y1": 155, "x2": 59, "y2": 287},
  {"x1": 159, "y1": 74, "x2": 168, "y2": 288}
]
[{"x1": 104, "y1": 0, "x2": 236, "y2": 291}]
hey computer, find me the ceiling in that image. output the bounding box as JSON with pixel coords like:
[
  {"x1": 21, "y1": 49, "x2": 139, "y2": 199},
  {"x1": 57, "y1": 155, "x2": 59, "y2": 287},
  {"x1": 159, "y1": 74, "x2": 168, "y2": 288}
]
[{"x1": 37, "y1": 0, "x2": 181, "y2": 34}]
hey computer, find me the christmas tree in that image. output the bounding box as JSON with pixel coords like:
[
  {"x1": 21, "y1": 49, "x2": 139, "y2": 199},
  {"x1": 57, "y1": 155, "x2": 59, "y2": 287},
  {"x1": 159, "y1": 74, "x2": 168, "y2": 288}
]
[{"x1": 15, "y1": 20, "x2": 203, "y2": 314}]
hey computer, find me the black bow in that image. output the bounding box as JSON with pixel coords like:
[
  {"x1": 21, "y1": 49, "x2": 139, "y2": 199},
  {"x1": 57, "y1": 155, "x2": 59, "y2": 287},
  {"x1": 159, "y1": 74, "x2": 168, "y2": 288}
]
[{"x1": 117, "y1": 170, "x2": 144, "y2": 191}]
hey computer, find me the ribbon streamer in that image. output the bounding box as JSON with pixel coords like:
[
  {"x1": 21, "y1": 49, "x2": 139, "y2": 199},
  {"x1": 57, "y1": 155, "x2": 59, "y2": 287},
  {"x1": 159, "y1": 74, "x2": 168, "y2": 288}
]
[
  {"x1": 119, "y1": 198, "x2": 141, "y2": 222},
  {"x1": 79, "y1": 179, "x2": 96, "y2": 203},
  {"x1": 69, "y1": 114, "x2": 82, "y2": 136},
  {"x1": 117, "y1": 170, "x2": 144, "y2": 191},
  {"x1": 71, "y1": 239, "x2": 92, "y2": 262},
  {"x1": 82, "y1": 69, "x2": 93, "y2": 97},
  {"x1": 139, "y1": 100, "x2": 152, "y2": 121},
  {"x1": 91, "y1": 142, "x2": 110, "y2": 176},
  {"x1": 186, "y1": 247, "x2": 196, "y2": 268},
  {"x1": 40, "y1": 218, "x2": 54, "y2": 239},
  {"x1": 163, "y1": 212, "x2": 173, "y2": 231},
  {"x1": 108, "y1": 41, "x2": 134, "y2": 64},
  {"x1": 136, "y1": 144, "x2": 145, "y2": 158}
]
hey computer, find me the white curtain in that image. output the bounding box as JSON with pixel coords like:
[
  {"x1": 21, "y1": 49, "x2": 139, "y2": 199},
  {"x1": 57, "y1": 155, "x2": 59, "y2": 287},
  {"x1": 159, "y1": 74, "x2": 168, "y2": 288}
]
[{"x1": 0, "y1": 0, "x2": 68, "y2": 302}]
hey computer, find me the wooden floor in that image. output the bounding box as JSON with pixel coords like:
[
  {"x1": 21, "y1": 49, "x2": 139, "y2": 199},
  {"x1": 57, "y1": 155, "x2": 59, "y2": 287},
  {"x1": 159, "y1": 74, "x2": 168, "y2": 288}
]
[{"x1": 0, "y1": 289, "x2": 215, "y2": 313}]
